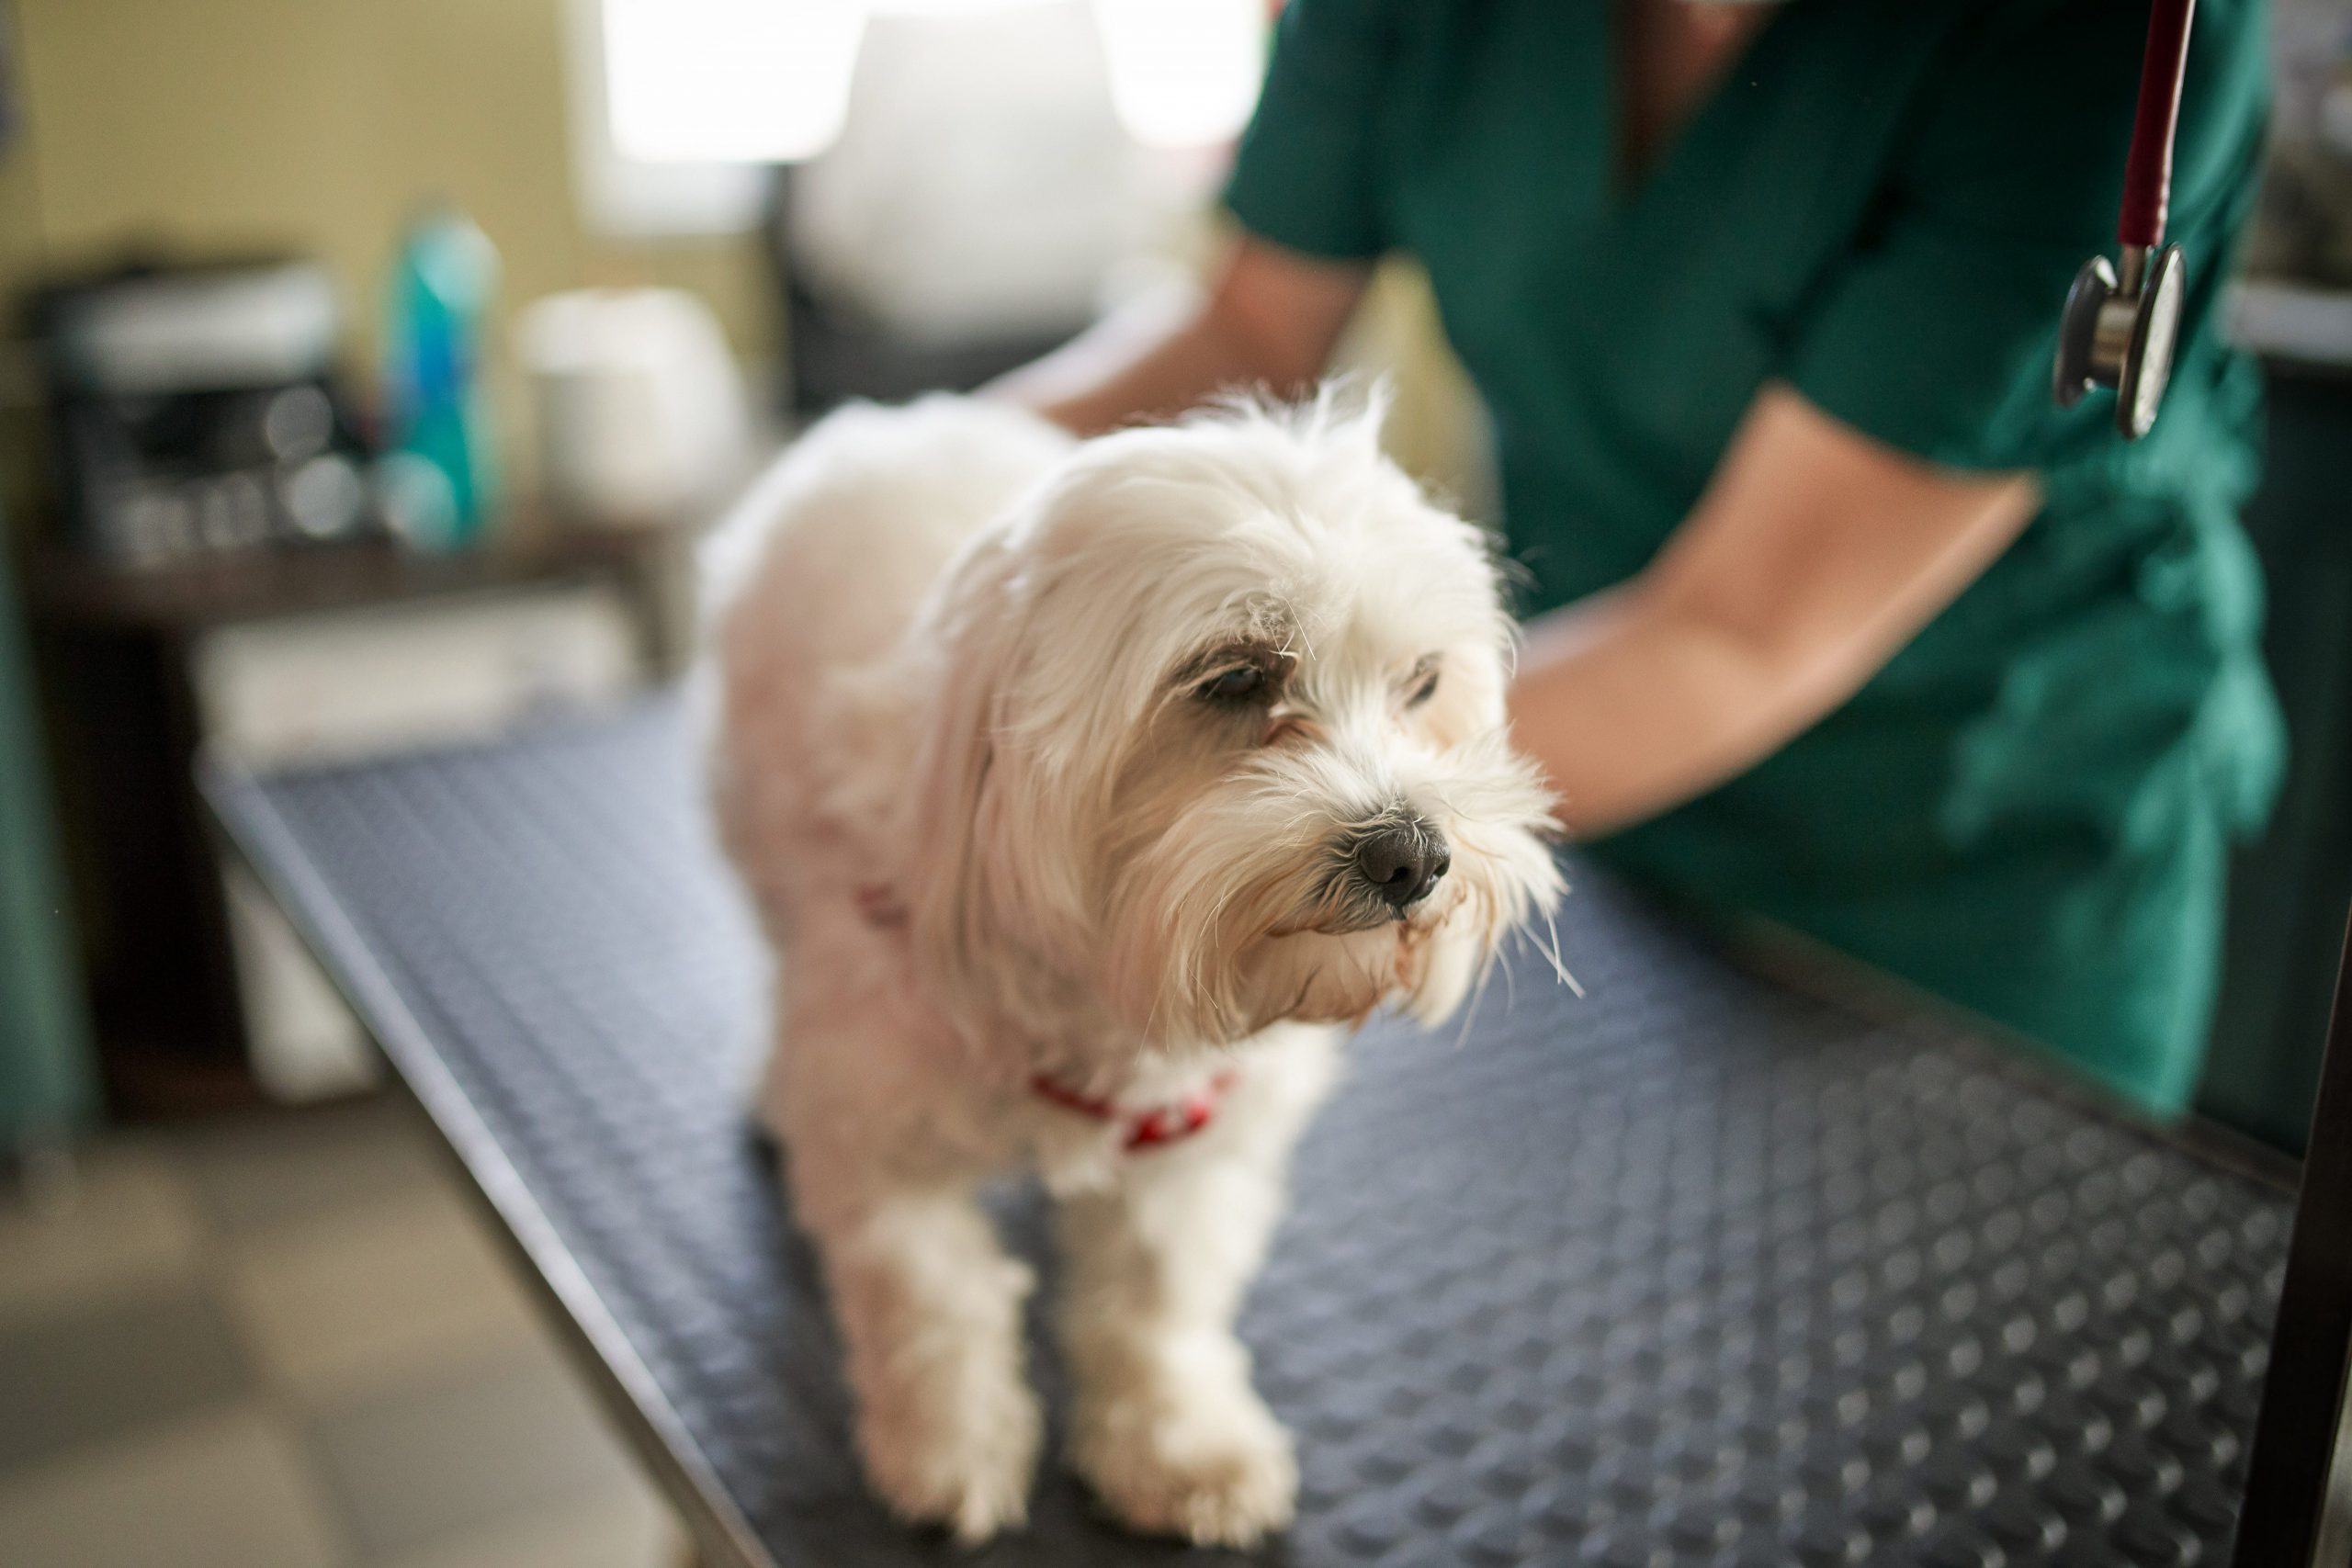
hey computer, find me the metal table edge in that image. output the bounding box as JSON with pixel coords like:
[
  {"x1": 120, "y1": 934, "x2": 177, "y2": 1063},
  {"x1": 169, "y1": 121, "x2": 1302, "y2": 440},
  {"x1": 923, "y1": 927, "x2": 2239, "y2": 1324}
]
[{"x1": 199, "y1": 750, "x2": 780, "y2": 1568}]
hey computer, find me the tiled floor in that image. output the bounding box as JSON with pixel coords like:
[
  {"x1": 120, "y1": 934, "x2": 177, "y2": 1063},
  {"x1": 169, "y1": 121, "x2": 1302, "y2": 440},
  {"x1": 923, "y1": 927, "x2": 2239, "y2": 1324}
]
[{"x1": 0, "y1": 1095, "x2": 684, "y2": 1568}]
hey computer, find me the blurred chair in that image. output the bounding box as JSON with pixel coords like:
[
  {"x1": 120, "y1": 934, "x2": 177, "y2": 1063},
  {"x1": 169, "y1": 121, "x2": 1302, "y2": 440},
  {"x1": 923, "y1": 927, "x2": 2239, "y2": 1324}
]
[{"x1": 753, "y1": 0, "x2": 1244, "y2": 415}]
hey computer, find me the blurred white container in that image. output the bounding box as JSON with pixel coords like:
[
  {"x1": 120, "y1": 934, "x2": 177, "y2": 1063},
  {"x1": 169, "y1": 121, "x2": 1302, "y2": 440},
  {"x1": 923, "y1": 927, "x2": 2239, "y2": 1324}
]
[{"x1": 517, "y1": 288, "x2": 751, "y2": 525}]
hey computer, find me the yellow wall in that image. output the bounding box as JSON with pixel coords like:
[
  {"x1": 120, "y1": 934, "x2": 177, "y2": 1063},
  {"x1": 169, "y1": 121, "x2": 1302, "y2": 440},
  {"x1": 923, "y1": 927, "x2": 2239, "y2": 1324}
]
[{"x1": 0, "y1": 0, "x2": 770, "y2": 516}]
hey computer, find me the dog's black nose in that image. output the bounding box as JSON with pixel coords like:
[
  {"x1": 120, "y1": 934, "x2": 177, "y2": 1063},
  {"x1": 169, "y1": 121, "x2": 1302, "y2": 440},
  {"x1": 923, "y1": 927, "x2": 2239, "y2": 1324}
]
[{"x1": 1352, "y1": 825, "x2": 1450, "y2": 911}]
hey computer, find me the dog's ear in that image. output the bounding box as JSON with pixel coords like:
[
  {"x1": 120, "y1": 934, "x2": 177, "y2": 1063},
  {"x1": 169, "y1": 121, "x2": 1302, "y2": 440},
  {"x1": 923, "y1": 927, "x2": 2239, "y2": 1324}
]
[
  {"x1": 1300, "y1": 372, "x2": 1394, "y2": 458},
  {"x1": 899, "y1": 536, "x2": 1035, "y2": 1024}
]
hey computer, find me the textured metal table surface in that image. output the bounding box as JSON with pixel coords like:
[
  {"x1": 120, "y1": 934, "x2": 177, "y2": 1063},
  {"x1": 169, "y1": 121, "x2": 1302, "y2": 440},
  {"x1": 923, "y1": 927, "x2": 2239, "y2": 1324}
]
[{"x1": 206, "y1": 697, "x2": 2293, "y2": 1568}]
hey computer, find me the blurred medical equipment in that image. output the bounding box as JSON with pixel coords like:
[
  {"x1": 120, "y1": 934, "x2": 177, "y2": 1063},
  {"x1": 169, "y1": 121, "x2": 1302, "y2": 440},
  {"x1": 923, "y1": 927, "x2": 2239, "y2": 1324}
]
[
  {"x1": 27, "y1": 259, "x2": 381, "y2": 567},
  {"x1": 2053, "y1": 0, "x2": 2199, "y2": 438}
]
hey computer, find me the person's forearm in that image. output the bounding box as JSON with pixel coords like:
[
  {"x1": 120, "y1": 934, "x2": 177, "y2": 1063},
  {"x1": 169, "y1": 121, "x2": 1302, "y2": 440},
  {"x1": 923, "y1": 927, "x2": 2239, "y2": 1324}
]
[
  {"x1": 1510, "y1": 387, "x2": 2041, "y2": 840},
  {"x1": 989, "y1": 237, "x2": 1372, "y2": 435},
  {"x1": 1509, "y1": 584, "x2": 1882, "y2": 840},
  {"x1": 985, "y1": 286, "x2": 1294, "y2": 436}
]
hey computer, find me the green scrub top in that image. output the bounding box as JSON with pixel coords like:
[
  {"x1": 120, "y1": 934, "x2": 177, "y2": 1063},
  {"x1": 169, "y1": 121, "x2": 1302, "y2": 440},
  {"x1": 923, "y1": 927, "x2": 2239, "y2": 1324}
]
[{"x1": 1225, "y1": 0, "x2": 2283, "y2": 1114}]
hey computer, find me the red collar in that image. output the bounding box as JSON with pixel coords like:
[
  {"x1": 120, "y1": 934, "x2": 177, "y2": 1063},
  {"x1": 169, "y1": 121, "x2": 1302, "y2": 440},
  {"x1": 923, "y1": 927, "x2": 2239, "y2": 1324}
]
[
  {"x1": 1030, "y1": 1069, "x2": 1238, "y2": 1151},
  {"x1": 858, "y1": 884, "x2": 1238, "y2": 1151}
]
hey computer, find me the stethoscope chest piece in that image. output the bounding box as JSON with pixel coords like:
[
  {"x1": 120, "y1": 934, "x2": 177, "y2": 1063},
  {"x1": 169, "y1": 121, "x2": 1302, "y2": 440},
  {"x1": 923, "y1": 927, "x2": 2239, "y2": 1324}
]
[
  {"x1": 2050, "y1": 0, "x2": 2197, "y2": 441},
  {"x1": 2052, "y1": 242, "x2": 2186, "y2": 441}
]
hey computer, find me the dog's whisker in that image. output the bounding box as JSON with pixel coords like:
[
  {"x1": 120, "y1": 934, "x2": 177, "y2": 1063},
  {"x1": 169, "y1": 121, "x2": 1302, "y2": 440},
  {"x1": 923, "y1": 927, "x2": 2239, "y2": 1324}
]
[{"x1": 1530, "y1": 908, "x2": 1582, "y2": 997}]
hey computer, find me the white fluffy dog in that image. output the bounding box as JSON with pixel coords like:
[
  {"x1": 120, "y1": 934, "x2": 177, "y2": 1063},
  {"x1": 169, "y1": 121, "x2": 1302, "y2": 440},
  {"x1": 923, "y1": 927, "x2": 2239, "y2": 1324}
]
[{"x1": 702, "y1": 391, "x2": 1562, "y2": 1546}]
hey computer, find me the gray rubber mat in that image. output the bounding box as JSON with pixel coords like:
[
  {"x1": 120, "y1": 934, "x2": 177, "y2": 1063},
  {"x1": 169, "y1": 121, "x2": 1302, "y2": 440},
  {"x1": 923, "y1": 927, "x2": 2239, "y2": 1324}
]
[{"x1": 207, "y1": 696, "x2": 2291, "y2": 1568}]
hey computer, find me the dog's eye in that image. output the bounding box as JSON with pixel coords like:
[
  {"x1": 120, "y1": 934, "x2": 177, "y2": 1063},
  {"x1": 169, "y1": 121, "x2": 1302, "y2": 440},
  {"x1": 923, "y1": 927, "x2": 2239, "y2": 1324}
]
[
  {"x1": 1196, "y1": 666, "x2": 1268, "y2": 704},
  {"x1": 1407, "y1": 667, "x2": 1441, "y2": 707}
]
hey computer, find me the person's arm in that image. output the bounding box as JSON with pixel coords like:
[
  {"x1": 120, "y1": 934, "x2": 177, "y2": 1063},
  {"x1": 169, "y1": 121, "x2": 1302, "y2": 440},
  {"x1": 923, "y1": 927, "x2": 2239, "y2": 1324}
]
[
  {"x1": 1512, "y1": 382, "x2": 2040, "y2": 838},
  {"x1": 987, "y1": 237, "x2": 1372, "y2": 435}
]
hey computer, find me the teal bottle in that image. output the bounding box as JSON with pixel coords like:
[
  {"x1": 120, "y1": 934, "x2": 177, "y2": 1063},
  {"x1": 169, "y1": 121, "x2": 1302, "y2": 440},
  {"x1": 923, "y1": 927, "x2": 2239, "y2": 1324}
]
[{"x1": 382, "y1": 209, "x2": 501, "y2": 549}]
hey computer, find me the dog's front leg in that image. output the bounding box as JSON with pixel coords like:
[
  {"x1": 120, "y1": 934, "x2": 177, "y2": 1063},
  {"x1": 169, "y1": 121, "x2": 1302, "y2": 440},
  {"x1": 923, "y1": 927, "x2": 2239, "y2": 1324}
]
[
  {"x1": 1055, "y1": 1141, "x2": 1303, "y2": 1547},
  {"x1": 805, "y1": 1183, "x2": 1042, "y2": 1543}
]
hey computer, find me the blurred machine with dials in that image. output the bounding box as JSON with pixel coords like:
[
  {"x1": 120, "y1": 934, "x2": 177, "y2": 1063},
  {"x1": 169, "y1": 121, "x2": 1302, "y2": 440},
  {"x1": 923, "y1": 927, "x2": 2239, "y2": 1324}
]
[{"x1": 27, "y1": 258, "x2": 382, "y2": 568}]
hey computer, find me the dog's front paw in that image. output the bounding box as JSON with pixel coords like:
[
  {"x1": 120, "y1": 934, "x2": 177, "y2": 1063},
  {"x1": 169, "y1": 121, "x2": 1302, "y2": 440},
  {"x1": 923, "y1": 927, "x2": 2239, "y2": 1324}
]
[
  {"x1": 857, "y1": 1375, "x2": 1043, "y2": 1544},
  {"x1": 1072, "y1": 1376, "x2": 1298, "y2": 1547}
]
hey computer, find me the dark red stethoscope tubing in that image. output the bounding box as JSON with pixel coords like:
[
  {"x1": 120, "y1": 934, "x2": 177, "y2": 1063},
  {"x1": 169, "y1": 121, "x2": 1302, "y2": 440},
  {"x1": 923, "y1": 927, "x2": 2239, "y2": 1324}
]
[{"x1": 2118, "y1": 0, "x2": 2198, "y2": 250}]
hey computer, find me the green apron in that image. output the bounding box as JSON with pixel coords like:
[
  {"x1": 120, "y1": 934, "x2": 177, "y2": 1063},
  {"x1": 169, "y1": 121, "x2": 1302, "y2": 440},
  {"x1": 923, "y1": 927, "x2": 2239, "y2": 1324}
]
[{"x1": 1225, "y1": 0, "x2": 2283, "y2": 1114}]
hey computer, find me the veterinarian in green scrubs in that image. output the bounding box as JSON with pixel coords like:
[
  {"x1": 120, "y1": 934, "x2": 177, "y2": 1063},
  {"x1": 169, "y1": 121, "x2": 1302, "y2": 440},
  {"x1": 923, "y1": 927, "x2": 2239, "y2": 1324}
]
[{"x1": 997, "y1": 0, "x2": 2280, "y2": 1115}]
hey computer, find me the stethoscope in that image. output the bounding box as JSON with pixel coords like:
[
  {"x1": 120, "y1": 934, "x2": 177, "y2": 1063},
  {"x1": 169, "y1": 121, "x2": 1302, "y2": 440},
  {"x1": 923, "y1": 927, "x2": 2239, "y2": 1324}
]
[{"x1": 2051, "y1": 0, "x2": 2198, "y2": 440}]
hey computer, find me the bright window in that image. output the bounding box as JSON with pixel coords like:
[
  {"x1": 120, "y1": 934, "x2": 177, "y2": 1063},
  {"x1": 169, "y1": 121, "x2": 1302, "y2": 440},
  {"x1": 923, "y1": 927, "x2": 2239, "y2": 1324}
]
[
  {"x1": 591, "y1": 0, "x2": 1263, "y2": 167},
  {"x1": 599, "y1": 0, "x2": 866, "y2": 165}
]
